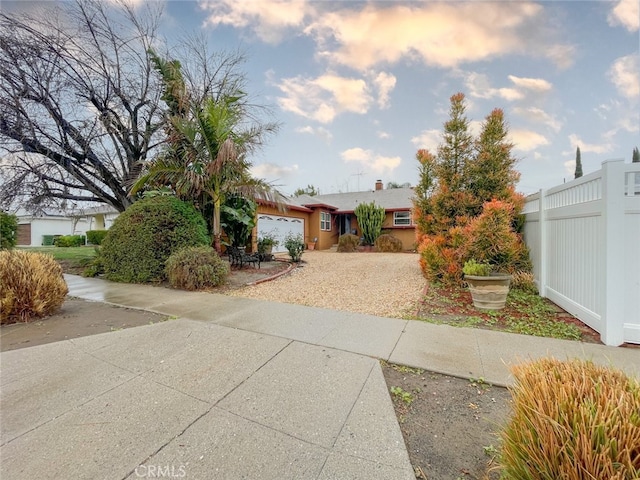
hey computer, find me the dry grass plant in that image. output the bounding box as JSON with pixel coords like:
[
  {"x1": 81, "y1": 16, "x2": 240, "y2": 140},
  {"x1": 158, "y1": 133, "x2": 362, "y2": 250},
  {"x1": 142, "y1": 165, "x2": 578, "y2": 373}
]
[
  {"x1": 374, "y1": 234, "x2": 403, "y2": 252},
  {"x1": 337, "y1": 234, "x2": 360, "y2": 252},
  {"x1": 498, "y1": 358, "x2": 640, "y2": 480},
  {"x1": 0, "y1": 250, "x2": 68, "y2": 323}
]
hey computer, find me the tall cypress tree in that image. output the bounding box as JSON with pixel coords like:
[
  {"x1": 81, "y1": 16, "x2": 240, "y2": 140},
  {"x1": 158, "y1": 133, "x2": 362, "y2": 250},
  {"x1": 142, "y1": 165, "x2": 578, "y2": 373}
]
[
  {"x1": 466, "y1": 108, "x2": 520, "y2": 218},
  {"x1": 574, "y1": 146, "x2": 583, "y2": 178},
  {"x1": 633, "y1": 147, "x2": 639, "y2": 163},
  {"x1": 430, "y1": 92, "x2": 474, "y2": 234}
]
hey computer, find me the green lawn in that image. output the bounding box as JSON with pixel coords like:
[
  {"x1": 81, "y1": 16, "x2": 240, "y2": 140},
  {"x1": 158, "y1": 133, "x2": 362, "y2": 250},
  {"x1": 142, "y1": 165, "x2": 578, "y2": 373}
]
[{"x1": 17, "y1": 246, "x2": 98, "y2": 262}]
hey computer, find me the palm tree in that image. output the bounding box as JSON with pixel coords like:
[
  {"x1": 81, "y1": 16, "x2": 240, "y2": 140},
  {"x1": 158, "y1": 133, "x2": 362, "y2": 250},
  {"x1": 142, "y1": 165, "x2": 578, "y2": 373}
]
[{"x1": 132, "y1": 51, "x2": 280, "y2": 253}]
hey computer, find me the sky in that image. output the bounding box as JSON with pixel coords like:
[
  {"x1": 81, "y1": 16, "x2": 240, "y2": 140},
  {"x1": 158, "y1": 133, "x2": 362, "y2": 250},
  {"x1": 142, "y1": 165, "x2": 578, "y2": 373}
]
[{"x1": 8, "y1": 0, "x2": 640, "y2": 197}]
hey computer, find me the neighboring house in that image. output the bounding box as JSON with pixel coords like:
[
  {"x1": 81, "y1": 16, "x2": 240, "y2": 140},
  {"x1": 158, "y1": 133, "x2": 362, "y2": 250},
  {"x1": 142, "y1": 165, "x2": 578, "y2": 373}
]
[
  {"x1": 255, "y1": 180, "x2": 416, "y2": 252},
  {"x1": 15, "y1": 205, "x2": 119, "y2": 246}
]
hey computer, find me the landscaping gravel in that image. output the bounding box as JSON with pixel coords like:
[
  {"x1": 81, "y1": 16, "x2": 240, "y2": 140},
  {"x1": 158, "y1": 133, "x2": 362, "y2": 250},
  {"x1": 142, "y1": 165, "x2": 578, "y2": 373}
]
[{"x1": 228, "y1": 251, "x2": 426, "y2": 318}]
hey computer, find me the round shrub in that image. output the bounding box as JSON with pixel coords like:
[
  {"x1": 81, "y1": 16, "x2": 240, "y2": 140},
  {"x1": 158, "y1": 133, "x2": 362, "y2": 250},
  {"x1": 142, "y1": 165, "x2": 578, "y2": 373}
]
[
  {"x1": 0, "y1": 250, "x2": 68, "y2": 323},
  {"x1": 165, "y1": 246, "x2": 229, "y2": 290},
  {"x1": 101, "y1": 196, "x2": 210, "y2": 283},
  {"x1": 337, "y1": 234, "x2": 360, "y2": 253},
  {"x1": 374, "y1": 234, "x2": 403, "y2": 252}
]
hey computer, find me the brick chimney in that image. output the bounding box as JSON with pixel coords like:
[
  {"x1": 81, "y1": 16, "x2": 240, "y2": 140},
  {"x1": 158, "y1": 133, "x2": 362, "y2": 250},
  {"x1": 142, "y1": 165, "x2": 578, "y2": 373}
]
[{"x1": 375, "y1": 179, "x2": 383, "y2": 191}]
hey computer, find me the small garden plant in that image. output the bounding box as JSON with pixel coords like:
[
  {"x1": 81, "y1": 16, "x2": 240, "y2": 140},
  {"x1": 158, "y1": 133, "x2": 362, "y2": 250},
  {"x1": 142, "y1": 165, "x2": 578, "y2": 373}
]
[
  {"x1": 257, "y1": 232, "x2": 279, "y2": 254},
  {"x1": 462, "y1": 259, "x2": 491, "y2": 276},
  {"x1": 283, "y1": 232, "x2": 305, "y2": 262}
]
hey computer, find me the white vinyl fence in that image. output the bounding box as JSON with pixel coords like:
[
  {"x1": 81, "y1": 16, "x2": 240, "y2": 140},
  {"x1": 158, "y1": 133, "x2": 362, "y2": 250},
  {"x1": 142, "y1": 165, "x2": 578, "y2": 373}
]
[{"x1": 522, "y1": 159, "x2": 640, "y2": 346}]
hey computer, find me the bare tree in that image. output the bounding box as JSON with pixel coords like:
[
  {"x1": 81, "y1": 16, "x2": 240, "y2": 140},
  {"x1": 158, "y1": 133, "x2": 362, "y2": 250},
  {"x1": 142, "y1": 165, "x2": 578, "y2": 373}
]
[{"x1": 0, "y1": 0, "x2": 166, "y2": 212}]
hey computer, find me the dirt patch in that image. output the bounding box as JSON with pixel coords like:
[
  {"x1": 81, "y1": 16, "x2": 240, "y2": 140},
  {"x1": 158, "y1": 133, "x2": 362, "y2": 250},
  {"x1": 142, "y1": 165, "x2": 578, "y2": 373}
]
[
  {"x1": 0, "y1": 298, "x2": 168, "y2": 352},
  {"x1": 382, "y1": 362, "x2": 512, "y2": 480}
]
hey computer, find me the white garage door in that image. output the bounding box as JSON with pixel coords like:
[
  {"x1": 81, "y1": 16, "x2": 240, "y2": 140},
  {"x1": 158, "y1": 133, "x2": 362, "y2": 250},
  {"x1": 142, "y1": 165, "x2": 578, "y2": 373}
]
[{"x1": 257, "y1": 215, "x2": 304, "y2": 253}]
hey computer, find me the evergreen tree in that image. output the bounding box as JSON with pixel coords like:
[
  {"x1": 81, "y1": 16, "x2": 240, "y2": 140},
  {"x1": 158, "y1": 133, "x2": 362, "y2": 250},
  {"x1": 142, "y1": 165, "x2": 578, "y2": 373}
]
[
  {"x1": 574, "y1": 146, "x2": 583, "y2": 178},
  {"x1": 431, "y1": 92, "x2": 474, "y2": 234},
  {"x1": 633, "y1": 147, "x2": 639, "y2": 163},
  {"x1": 466, "y1": 108, "x2": 521, "y2": 218},
  {"x1": 414, "y1": 149, "x2": 437, "y2": 237}
]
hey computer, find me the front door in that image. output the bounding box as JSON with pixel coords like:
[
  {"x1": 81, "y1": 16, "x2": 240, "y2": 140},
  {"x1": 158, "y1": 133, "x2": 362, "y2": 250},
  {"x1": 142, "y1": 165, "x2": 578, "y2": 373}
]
[{"x1": 338, "y1": 214, "x2": 352, "y2": 236}]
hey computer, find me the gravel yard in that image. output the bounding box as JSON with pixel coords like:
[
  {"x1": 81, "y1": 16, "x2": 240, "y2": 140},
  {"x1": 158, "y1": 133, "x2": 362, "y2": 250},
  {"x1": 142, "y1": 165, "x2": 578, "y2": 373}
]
[{"x1": 227, "y1": 251, "x2": 426, "y2": 318}]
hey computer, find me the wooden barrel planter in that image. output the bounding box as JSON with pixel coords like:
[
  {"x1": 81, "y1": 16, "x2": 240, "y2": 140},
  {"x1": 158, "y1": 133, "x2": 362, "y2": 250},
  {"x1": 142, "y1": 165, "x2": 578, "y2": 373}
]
[{"x1": 464, "y1": 274, "x2": 512, "y2": 310}]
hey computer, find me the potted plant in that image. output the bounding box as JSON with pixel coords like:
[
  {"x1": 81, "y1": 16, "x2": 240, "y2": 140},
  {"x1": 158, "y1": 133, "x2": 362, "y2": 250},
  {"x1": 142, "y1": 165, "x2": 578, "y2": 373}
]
[
  {"x1": 257, "y1": 232, "x2": 279, "y2": 255},
  {"x1": 463, "y1": 259, "x2": 511, "y2": 310},
  {"x1": 307, "y1": 237, "x2": 318, "y2": 250}
]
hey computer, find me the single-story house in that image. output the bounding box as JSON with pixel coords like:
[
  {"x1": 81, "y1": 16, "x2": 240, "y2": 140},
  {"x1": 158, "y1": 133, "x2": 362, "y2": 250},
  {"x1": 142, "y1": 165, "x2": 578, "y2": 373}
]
[
  {"x1": 254, "y1": 180, "x2": 416, "y2": 252},
  {"x1": 15, "y1": 205, "x2": 119, "y2": 246}
]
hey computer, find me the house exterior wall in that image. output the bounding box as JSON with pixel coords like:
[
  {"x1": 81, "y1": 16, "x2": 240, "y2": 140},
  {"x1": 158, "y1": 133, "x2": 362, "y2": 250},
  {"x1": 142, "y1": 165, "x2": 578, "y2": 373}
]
[
  {"x1": 308, "y1": 209, "x2": 338, "y2": 250},
  {"x1": 522, "y1": 159, "x2": 640, "y2": 346}
]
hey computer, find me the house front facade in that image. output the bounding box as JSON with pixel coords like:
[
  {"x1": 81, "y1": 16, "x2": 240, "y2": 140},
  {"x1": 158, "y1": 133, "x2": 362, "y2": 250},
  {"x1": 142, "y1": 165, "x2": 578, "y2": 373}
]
[{"x1": 256, "y1": 180, "x2": 416, "y2": 251}]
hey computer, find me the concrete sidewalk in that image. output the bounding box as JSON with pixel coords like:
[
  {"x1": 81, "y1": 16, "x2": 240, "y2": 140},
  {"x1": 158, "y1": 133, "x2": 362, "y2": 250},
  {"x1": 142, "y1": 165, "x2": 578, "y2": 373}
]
[
  {"x1": 63, "y1": 274, "x2": 639, "y2": 386},
  {"x1": 1, "y1": 274, "x2": 638, "y2": 480}
]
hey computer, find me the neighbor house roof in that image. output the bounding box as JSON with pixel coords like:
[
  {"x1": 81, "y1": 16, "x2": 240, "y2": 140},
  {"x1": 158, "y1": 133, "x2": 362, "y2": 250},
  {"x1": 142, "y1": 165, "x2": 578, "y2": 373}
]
[{"x1": 299, "y1": 187, "x2": 415, "y2": 213}]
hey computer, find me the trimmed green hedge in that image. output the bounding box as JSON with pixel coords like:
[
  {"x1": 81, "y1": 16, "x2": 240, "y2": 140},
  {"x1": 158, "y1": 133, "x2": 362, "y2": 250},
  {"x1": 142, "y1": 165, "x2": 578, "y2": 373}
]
[
  {"x1": 101, "y1": 196, "x2": 210, "y2": 283},
  {"x1": 86, "y1": 230, "x2": 108, "y2": 245},
  {"x1": 55, "y1": 235, "x2": 85, "y2": 247}
]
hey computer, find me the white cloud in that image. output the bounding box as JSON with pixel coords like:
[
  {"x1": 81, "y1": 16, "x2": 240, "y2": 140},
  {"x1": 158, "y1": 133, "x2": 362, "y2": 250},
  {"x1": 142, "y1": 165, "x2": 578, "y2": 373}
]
[
  {"x1": 608, "y1": 54, "x2": 640, "y2": 99},
  {"x1": 411, "y1": 129, "x2": 440, "y2": 152},
  {"x1": 509, "y1": 129, "x2": 550, "y2": 151},
  {"x1": 199, "y1": 1, "x2": 573, "y2": 70},
  {"x1": 251, "y1": 162, "x2": 299, "y2": 179},
  {"x1": 466, "y1": 72, "x2": 552, "y2": 101},
  {"x1": 377, "y1": 131, "x2": 391, "y2": 139},
  {"x1": 200, "y1": 0, "x2": 309, "y2": 43},
  {"x1": 295, "y1": 125, "x2": 333, "y2": 142},
  {"x1": 508, "y1": 75, "x2": 552, "y2": 92},
  {"x1": 608, "y1": 0, "x2": 640, "y2": 32},
  {"x1": 514, "y1": 107, "x2": 563, "y2": 132},
  {"x1": 370, "y1": 71, "x2": 396, "y2": 108},
  {"x1": 567, "y1": 134, "x2": 613, "y2": 155},
  {"x1": 305, "y1": 2, "x2": 572, "y2": 70},
  {"x1": 341, "y1": 148, "x2": 401, "y2": 174},
  {"x1": 276, "y1": 73, "x2": 372, "y2": 123}
]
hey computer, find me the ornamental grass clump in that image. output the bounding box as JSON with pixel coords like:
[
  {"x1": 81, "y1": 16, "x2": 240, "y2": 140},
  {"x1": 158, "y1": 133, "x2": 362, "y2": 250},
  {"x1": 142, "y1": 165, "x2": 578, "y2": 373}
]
[
  {"x1": 0, "y1": 250, "x2": 68, "y2": 323},
  {"x1": 374, "y1": 234, "x2": 403, "y2": 252},
  {"x1": 498, "y1": 358, "x2": 640, "y2": 480},
  {"x1": 337, "y1": 233, "x2": 360, "y2": 252},
  {"x1": 165, "y1": 246, "x2": 229, "y2": 291}
]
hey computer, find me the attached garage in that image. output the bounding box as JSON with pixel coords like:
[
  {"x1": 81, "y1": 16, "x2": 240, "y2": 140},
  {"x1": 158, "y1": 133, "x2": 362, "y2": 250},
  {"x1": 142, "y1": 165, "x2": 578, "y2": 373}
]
[{"x1": 257, "y1": 214, "x2": 305, "y2": 253}]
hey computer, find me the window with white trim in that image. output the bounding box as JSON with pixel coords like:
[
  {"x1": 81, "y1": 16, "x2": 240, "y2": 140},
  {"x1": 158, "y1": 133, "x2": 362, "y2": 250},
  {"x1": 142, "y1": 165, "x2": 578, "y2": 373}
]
[
  {"x1": 393, "y1": 211, "x2": 411, "y2": 226},
  {"x1": 320, "y1": 211, "x2": 331, "y2": 231}
]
